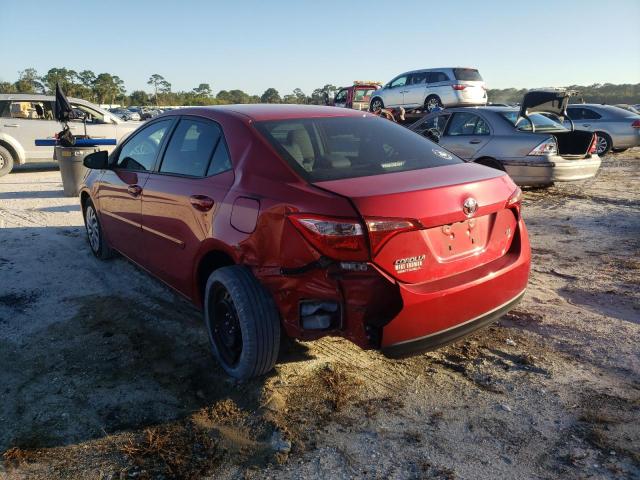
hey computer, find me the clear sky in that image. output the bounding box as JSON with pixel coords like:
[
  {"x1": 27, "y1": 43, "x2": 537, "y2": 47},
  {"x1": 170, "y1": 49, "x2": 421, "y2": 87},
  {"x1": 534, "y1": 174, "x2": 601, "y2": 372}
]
[{"x1": 2, "y1": 0, "x2": 639, "y2": 96}]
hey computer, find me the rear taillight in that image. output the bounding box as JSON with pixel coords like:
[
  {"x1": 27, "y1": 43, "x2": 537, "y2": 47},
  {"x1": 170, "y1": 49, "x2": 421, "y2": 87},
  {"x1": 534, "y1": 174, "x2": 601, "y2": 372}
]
[
  {"x1": 631, "y1": 120, "x2": 640, "y2": 128},
  {"x1": 365, "y1": 218, "x2": 422, "y2": 255},
  {"x1": 588, "y1": 134, "x2": 598, "y2": 154},
  {"x1": 507, "y1": 187, "x2": 523, "y2": 217},
  {"x1": 452, "y1": 84, "x2": 466, "y2": 91},
  {"x1": 288, "y1": 214, "x2": 368, "y2": 261},
  {"x1": 528, "y1": 137, "x2": 557, "y2": 156}
]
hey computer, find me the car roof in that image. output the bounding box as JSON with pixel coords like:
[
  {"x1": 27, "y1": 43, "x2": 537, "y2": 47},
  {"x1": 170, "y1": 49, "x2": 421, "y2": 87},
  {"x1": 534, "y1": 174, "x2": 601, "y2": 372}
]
[
  {"x1": 399, "y1": 67, "x2": 478, "y2": 75},
  {"x1": 166, "y1": 104, "x2": 372, "y2": 122}
]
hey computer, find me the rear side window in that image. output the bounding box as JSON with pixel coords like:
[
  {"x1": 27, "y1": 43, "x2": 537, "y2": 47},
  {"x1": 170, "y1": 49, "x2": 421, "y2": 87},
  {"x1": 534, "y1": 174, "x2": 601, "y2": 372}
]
[
  {"x1": 160, "y1": 118, "x2": 221, "y2": 177},
  {"x1": 255, "y1": 116, "x2": 462, "y2": 182},
  {"x1": 453, "y1": 68, "x2": 483, "y2": 81},
  {"x1": 2, "y1": 100, "x2": 53, "y2": 120},
  {"x1": 427, "y1": 72, "x2": 450, "y2": 83},
  {"x1": 446, "y1": 113, "x2": 490, "y2": 136}
]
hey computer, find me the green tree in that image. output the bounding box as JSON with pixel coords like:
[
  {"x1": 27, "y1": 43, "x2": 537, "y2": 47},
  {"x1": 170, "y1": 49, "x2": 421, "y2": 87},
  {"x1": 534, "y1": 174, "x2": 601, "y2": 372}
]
[
  {"x1": 310, "y1": 84, "x2": 337, "y2": 104},
  {"x1": 293, "y1": 88, "x2": 307, "y2": 104},
  {"x1": 260, "y1": 88, "x2": 281, "y2": 104},
  {"x1": 130, "y1": 90, "x2": 149, "y2": 106},
  {"x1": 14, "y1": 68, "x2": 43, "y2": 93},
  {"x1": 147, "y1": 74, "x2": 169, "y2": 105},
  {"x1": 41, "y1": 68, "x2": 79, "y2": 95},
  {"x1": 0, "y1": 81, "x2": 16, "y2": 94},
  {"x1": 92, "y1": 73, "x2": 122, "y2": 105},
  {"x1": 193, "y1": 83, "x2": 212, "y2": 97}
]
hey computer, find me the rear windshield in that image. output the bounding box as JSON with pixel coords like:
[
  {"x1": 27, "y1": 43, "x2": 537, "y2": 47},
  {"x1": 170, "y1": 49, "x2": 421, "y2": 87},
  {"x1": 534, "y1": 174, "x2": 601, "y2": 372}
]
[
  {"x1": 255, "y1": 116, "x2": 462, "y2": 182},
  {"x1": 453, "y1": 68, "x2": 483, "y2": 81},
  {"x1": 500, "y1": 111, "x2": 567, "y2": 132}
]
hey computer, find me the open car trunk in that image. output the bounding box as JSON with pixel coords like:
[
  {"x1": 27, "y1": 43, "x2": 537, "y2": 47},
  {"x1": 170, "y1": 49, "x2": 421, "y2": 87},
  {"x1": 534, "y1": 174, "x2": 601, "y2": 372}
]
[
  {"x1": 519, "y1": 89, "x2": 573, "y2": 120},
  {"x1": 553, "y1": 130, "x2": 595, "y2": 156}
]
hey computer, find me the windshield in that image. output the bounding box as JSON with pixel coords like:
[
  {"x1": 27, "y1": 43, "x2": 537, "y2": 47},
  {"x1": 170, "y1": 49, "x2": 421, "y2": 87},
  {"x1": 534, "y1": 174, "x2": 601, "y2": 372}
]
[
  {"x1": 500, "y1": 111, "x2": 567, "y2": 132},
  {"x1": 255, "y1": 116, "x2": 462, "y2": 182},
  {"x1": 453, "y1": 68, "x2": 483, "y2": 81}
]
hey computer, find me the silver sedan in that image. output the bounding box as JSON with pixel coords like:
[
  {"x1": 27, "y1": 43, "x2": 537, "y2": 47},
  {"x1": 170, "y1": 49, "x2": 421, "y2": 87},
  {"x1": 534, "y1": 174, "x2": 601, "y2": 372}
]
[
  {"x1": 409, "y1": 106, "x2": 601, "y2": 186},
  {"x1": 566, "y1": 104, "x2": 640, "y2": 155}
]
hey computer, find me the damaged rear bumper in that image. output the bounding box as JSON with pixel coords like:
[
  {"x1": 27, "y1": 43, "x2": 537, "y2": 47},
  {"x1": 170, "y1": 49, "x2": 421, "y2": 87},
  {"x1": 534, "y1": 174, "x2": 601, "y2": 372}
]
[{"x1": 502, "y1": 155, "x2": 601, "y2": 185}]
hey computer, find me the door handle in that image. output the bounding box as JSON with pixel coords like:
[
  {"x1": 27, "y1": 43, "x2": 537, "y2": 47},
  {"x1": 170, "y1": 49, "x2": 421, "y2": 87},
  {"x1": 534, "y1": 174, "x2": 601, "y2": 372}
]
[
  {"x1": 127, "y1": 184, "x2": 142, "y2": 196},
  {"x1": 469, "y1": 139, "x2": 482, "y2": 144},
  {"x1": 582, "y1": 124, "x2": 591, "y2": 127},
  {"x1": 190, "y1": 195, "x2": 215, "y2": 212},
  {"x1": 3, "y1": 124, "x2": 19, "y2": 127}
]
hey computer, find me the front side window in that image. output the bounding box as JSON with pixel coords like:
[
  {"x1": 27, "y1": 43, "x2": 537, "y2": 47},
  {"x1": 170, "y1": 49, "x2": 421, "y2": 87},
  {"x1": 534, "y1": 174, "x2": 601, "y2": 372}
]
[
  {"x1": 415, "y1": 114, "x2": 451, "y2": 135},
  {"x1": 115, "y1": 119, "x2": 172, "y2": 171},
  {"x1": 446, "y1": 113, "x2": 490, "y2": 136},
  {"x1": 3, "y1": 100, "x2": 53, "y2": 120},
  {"x1": 160, "y1": 118, "x2": 222, "y2": 177},
  {"x1": 70, "y1": 103, "x2": 106, "y2": 123},
  {"x1": 334, "y1": 89, "x2": 348, "y2": 104},
  {"x1": 255, "y1": 116, "x2": 462, "y2": 183},
  {"x1": 389, "y1": 76, "x2": 407, "y2": 88}
]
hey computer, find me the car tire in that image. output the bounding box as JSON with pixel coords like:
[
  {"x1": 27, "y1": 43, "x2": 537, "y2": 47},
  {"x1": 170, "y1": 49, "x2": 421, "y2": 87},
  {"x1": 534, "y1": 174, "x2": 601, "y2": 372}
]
[
  {"x1": 474, "y1": 157, "x2": 505, "y2": 171},
  {"x1": 83, "y1": 199, "x2": 114, "y2": 260},
  {"x1": 204, "y1": 265, "x2": 281, "y2": 380},
  {"x1": 369, "y1": 97, "x2": 384, "y2": 112},
  {"x1": 595, "y1": 132, "x2": 612, "y2": 156},
  {"x1": 424, "y1": 95, "x2": 443, "y2": 113},
  {"x1": 0, "y1": 145, "x2": 15, "y2": 177}
]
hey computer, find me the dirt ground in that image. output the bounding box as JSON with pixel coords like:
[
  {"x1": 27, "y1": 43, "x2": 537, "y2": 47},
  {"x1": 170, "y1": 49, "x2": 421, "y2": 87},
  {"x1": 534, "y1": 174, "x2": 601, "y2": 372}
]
[{"x1": 0, "y1": 151, "x2": 638, "y2": 480}]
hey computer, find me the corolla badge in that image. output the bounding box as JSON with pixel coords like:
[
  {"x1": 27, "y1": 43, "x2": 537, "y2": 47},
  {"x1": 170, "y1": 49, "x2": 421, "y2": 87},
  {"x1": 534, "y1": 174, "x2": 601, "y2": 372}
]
[
  {"x1": 432, "y1": 149, "x2": 452, "y2": 160},
  {"x1": 393, "y1": 255, "x2": 426, "y2": 273},
  {"x1": 463, "y1": 197, "x2": 478, "y2": 218}
]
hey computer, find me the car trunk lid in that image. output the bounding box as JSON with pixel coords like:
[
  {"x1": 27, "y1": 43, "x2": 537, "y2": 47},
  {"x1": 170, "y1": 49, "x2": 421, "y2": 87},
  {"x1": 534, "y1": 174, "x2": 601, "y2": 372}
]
[
  {"x1": 519, "y1": 89, "x2": 575, "y2": 121},
  {"x1": 314, "y1": 163, "x2": 519, "y2": 284}
]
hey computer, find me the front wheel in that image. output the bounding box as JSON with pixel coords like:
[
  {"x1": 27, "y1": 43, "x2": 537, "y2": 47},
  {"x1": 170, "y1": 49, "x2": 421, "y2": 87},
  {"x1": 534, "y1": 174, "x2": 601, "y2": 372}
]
[
  {"x1": 204, "y1": 266, "x2": 281, "y2": 380},
  {"x1": 83, "y1": 200, "x2": 113, "y2": 260},
  {"x1": 0, "y1": 145, "x2": 15, "y2": 177}
]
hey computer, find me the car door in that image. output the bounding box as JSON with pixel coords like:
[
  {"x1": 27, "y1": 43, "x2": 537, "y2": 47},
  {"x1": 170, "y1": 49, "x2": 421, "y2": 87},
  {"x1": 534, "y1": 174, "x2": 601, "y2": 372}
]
[
  {"x1": 426, "y1": 71, "x2": 453, "y2": 106},
  {"x1": 402, "y1": 72, "x2": 428, "y2": 108},
  {"x1": 383, "y1": 75, "x2": 408, "y2": 107},
  {"x1": 96, "y1": 118, "x2": 174, "y2": 263},
  {"x1": 68, "y1": 101, "x2": 118, "y2": 139},
  {"x1": 438, "y1": 112, "x2": 491, "y2": 159},
  {"x1": 333, "y1": 88, "x2": 349, "y2": 108},
  {"x1": 0, "y1": 99, "x2": 58, "y2": 161},
  {"x1": 141, "y1": 116, "x2": 234, "y2": 297}
]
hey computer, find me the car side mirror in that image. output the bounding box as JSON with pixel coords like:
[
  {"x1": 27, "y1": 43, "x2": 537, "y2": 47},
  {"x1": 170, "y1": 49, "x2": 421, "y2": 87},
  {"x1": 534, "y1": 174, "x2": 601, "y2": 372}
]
[
  {"x1": 424, "y1": 128, "x2": 441, "y2": 143},
  {"x1": 83, "y1": 150, "x2": 109, "y2": 169}
]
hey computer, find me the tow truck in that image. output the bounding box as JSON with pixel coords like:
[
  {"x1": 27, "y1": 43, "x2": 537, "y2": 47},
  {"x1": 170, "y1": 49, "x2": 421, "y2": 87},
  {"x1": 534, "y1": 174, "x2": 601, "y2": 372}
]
[{"x1": 330, "y1": 81, "x2": 381, "y2": 111}]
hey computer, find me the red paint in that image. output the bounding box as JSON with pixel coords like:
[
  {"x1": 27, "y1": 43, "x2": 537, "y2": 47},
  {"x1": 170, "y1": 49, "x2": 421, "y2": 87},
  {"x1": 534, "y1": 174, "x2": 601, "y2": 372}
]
[{"x1": 82, "y1": 105, "x2": 530, "y2": 355}]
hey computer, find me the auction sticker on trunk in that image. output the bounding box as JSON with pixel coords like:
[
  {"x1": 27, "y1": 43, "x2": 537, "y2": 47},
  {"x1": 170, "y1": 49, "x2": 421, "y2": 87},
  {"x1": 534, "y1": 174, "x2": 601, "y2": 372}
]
[{"x1": 394, "y1": 255, "x2": 426, "y2": 273}]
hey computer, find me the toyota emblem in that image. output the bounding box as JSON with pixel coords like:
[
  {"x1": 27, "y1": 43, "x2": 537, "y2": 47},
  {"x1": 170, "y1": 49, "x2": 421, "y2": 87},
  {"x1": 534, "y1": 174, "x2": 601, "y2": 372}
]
[{"x1": 463, "y1": 197, "x2": 478, "y2": 218}]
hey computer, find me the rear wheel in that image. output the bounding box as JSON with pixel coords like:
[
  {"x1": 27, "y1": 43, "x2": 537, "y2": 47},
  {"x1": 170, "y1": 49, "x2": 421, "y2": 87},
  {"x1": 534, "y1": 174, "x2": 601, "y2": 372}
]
[
  {"x1": 0, "y1": 145, "x2": 15, "y2": 177},
  {"x1": 204, "y1": 266, "x2": 280, "y2": 380},
  {"x1": 369, "y1": 97, "x2": 384, "y2": 112},
  {"x1": 424, "y1": 95, "x2": 443, "y2": 113},
  {"x1": 595, "y1": 132, "x2": 612, "y2": 156}
]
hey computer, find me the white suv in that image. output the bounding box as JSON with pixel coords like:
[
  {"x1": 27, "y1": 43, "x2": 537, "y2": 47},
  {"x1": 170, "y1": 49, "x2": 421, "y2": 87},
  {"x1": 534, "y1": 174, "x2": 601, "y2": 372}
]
[
  {"x1": 0, "y1": 94, "x2": 139, "y2": 176},
  {"x1": 369, "y1": 67, "x2": 487, "y2": 113}
]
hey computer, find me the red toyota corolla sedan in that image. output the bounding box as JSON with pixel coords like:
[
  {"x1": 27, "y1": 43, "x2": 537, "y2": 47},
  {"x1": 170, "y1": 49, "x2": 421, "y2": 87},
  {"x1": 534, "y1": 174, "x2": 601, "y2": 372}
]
[{"x1": 79, "y1": 105, "x2": 530, "y2": 379}]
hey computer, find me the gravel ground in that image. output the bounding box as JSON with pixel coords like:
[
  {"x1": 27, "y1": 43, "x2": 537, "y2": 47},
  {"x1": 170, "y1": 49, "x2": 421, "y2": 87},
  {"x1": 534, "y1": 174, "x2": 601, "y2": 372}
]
[{"x1": 0, "y1": 151, "x2": 638, "y2": 480}]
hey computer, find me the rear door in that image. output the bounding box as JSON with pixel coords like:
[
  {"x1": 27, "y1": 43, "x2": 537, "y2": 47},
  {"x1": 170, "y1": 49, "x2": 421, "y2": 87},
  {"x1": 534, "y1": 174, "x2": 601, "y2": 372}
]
[
  {"x1": 141, "y1": 116, "x2": 234, "y2": 296},
  {"x1": 403, "y1": 72, "x2": 428, "y2": 107},
  {"x1": 96, "y1": 118, "x2": 174, "y2": 263},
  {"x1": 426, "y1": 71, "x2": 453, "y2": 105},
  {"x1": 438, "y1": 112, "x2": 492, "y2": 159}
]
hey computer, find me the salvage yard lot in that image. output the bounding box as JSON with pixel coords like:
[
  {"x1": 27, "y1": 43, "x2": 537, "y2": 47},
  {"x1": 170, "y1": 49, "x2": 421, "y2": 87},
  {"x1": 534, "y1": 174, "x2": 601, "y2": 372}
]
[{"x1": 0, "y1": 152, "x2": 639, "y2": 479}]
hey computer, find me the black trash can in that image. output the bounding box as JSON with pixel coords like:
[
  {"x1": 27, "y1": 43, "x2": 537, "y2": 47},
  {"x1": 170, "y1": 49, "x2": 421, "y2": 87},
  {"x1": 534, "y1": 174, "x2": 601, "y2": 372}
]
[{"x1": 55, "y1": 146, "x2": 99, "y2": 197}]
